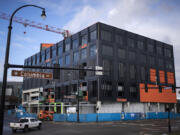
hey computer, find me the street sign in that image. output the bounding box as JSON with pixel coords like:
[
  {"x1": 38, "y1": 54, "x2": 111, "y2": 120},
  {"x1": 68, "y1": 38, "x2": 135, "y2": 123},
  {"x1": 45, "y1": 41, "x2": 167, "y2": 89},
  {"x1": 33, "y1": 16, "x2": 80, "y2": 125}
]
[
  {"x1": 11, "y1": 70, "x2": 53, "y2": 79},
  {"x1": 95, "y1": 66, "x2": 103, "y2": 75}
]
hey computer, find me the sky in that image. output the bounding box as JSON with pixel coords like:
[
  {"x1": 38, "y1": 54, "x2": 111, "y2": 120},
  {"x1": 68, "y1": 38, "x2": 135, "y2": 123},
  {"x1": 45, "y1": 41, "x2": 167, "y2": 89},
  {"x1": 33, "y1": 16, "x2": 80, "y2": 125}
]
[{"x1": 0, "y1": 0, "x2": 180, "y2": 85}]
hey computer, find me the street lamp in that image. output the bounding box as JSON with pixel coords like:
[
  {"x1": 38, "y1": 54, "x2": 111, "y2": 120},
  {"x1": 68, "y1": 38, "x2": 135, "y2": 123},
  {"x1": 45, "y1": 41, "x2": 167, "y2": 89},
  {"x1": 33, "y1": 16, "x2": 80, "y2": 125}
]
[{"x1": 0, "y1": 5, "x2": 46, "y2": 135}]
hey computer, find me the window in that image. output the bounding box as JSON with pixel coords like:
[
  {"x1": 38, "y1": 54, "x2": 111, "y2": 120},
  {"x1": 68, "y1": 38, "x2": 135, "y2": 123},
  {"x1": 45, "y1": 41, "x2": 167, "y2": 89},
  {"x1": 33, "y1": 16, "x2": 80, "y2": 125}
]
[
  {"x1": 118, "y1": 48, "x2": 126, "y2": 59},
  {"x1": 32, "y1": 55, "x2": 36, "y2": 65},
  {"x1": 128, "y1": 38, "x2": 135, "y2": 48},
  {"x1": 118, "y1": 63, "x2": 125, "y2": 78},
  {"x1": 101, "y1": 30, "x2": 111, "y2": 41},
  {"x1": 65, "y1": 42, "x2": 70, "y2": 52},
  {"x1": 116, "y1": 35, "x2": 123, "y2": 44},
  {"x1": 149, "y1": 56, "x2": 155, "y2": 66},
  {"x1": 41, "y1": 53, "x2": 45, "y2": 62},
  {"x1": 52, "y1": 59, "x2": 56, "y2": 65},
  {"x1": 90, "y1": 30, "x2": 96, "y2": 41},
  {"x1": 117, "y1": 84, "x2": 124, "y2": 97},
  {"x1": 148, "y1": 44, "x2": 154, "y2": 52},
  {"x1": 137, "y1": 41, "x2": 144, "y2": 50},
  {"x1": 102, "y1": 81, "x2": 112, "y2": 97},
  {"x1": 58, "y1": 58, "x2": 63, "y2": 66},
  {"x1": 158, "y1": 59, "x2": 164, "y2": 69},
  {"x1": 52, "y1": 49, "x2": 56, "y2": 58},
  {"x1": 165, "y1": 48, "x2": 172, "y2": 58},
  {"x1": 36, "y1": 53, "x2": 40, "y2": 64},
  {"x1": 65, "y1": 55, "x2": 70, "y2": 65},
  {"x1": 72, "y1": 39, "x2": 78, "y2": 49},
  {"x1": 140, "y1": 54, "x2": 146, "y2": 64},
  {"x1": 129, "y1": 51, "x2": 136, "y2": 60},
  {"x1": 130, "y1": 65, "x2": 136, "y2": 79},
  {"x1": 129, "y1": 86, "x2": 137, "y2": 98},
  {"x1": 140, "y1": 67, "x2": 146, "y2": 81},
  {"x1": 90, "y1": 45, "x2": 96, "y2": 56},
  {"x1": 81, "y1": 48, "x2": 87, "y2": 59},
  {"x1": 73, "y1": 51, "x2": 79, "y2": 63},
  {"x1": 58, "y1": 46, "x2": 63, "y2": 56},
  {"x1": 166, "y1": 61, "x2": 173, "y2": 70},
  {"x1": 46, "y1": 49, "x2": 50, "y2": 60},
  {"x1": 81, "y1": 35, "x2": 88, "y2": 45},
  {"x1": 103, "y1": 60, "x2": 112, "y2": 76},
  {"x1": 102, "y1": 45, "x2": 113, "y2": 56},
  {"x1": 157, "y1": 46, "x2": 163, "y2": 55}
]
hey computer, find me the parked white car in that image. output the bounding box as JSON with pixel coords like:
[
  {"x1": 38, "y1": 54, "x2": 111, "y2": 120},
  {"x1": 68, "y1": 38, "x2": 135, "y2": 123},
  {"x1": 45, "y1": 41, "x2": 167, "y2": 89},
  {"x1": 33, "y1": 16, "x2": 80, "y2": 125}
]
[{"x1": 10, "y1": 117, "x2": 42, "y2": 133}]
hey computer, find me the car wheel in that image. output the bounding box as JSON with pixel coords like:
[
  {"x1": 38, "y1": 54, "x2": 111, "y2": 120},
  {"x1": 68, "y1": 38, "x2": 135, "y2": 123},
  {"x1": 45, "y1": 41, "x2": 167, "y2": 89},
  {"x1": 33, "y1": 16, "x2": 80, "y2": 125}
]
[
  {"x1": 12, "y1": 129, "x2": 16, "y2": 133},
  {"x1": 38, "y1": 124, "x2": 42, "y2": 130},
  {"x1": 23, "y1": 125, "x2": 29, "y2": 132}
]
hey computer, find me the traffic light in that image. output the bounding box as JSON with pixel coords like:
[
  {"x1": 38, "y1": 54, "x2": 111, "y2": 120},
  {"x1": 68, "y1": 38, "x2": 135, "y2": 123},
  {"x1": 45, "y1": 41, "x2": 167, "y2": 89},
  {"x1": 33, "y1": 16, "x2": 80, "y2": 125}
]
[
  {"x1": 53, "y1": 64, "x2": 60, "y2": 79},
  {"x1": 79, "y1": 63, "x2": 86, "y2": 80}
]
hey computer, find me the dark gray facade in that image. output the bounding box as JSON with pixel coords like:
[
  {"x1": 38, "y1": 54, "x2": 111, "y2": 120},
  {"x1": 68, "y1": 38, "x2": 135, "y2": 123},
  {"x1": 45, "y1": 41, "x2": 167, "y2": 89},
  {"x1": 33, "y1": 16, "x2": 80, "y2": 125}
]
[{"x1": 23, "y1": 22, "x2": 176, "y2": 103}]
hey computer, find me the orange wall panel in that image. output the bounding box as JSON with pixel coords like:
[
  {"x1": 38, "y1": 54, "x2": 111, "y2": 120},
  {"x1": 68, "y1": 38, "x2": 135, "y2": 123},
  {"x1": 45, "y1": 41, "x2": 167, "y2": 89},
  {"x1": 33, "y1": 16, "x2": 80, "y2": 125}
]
[
  {"x1": 150, "y1": 69, "x2": 156, "y2": 82},
  {"x1": 167, "y1": 72, "x2": 175, "y2": 84},
  {"x1": 159, "y1": 70, "x2": 165, "y2": 83},
  {"x1": 139, "y1": 83, "x2": 177, "y2": 103}
]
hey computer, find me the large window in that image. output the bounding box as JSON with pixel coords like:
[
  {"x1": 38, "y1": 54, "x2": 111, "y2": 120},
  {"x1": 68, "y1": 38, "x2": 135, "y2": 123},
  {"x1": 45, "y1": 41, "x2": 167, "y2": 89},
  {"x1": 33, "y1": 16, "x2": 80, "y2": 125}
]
[
  {"x1": 102, "y1": 45, "x2": 113, "y2": 56},
  {"x1": 165, "y1": 48, "x2": 172, "y2": 58},
  {"x1": 36, "y1": 53, "x2": 40, "y2": 64},
  {"x1": 137, "y1": 41, "x2": 144, "y2": 50},
  {"x1": 118, "y1": 62, "x2": 125, "y2": 78},
  {"x1": 52, "y1": 49, "x2": 56, "y2": 58},
  {"x1": 58, "y1": 46, "x2": 63, "y2": 56},
  {"x1": 90, "y1": 45, "x2": 96, "y2": 56},
  {"x1": 32, "y1": 55, "x2": 36, "y2": 65},
  {"x1": 46, "y1": 50, "x2": 50, "y2": 60},
  {"x1": 81, "y1": 48, "x2": 87, "y2": 59},
  {"x1": 90, "y1": 30, "x2": 96, "y2": 41},
  {"x1": 58, "y1": 58, "x2": 63, "y2": 66},
  {"x1": 118, "y1": 48, "x2": 126, "y2": 59},
  {"x1": 101, "y1": 30, "x2": 111, "y2": 41},
  {"x1": 128, "y1": 38, "x2": 135, "y2": 48},
  {"x1": 140, "y1": 54, "x2": 146, "y2": 64},
  {"x1": 65, "y1": 42, "x2": 70, "y2": 52},
  {"x1": 73, "y1": 51, "x2": 79, "y2": 63},
  {"x1": 140, "y1": 67, "x2": 146, "y2": 81},
  {"x1": 81, "y1": 34, "x2": 88, "y2": 45},
  {"x1": 41, "y1": 53, "x2": 45, "y2": 62},
  {"x1": 116, "y1": 35, "x2": 123, "y2": 45},
  {"x1": 129, "y1": 51, "x2": 136, "y2": 60},
  {"x1": 130, "y1": 65, "x2": 136, "y2": 79},
  {"x1": 117, "y1": 84, "x2": 124, "y2": 97},
  {"x1": 102, "y1": 81, "x2": 112, "y2": 97},
  {"x1": 65, "y1": 55, "x2": 70, "y2": 65},
  {"x1": 129, "y1": 86, "x2": 137, "y2": 98},
  {"x1": 158, "y1": 59, "x2": 164, "y2": 69},
  {"x1": 148, "y1": 43, "x2": 154, "y2": 52},
  {"x1": 157, "y1": 46, "x2": 163, "y2": 55},
  {"x1": 72, "y1": 39, "x2": 78, "y2": 49},
  {"x1": 149, "y1": 56, "x2": 155, "y2": 66},
  {"x1": 103, "y1": 60, "x2": 112, "y2": 76}
]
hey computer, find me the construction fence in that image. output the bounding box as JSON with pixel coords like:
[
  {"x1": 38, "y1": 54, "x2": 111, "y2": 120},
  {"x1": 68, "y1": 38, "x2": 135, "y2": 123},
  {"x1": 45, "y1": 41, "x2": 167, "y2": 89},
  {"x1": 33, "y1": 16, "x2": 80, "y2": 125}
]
[{"x1": 53, "y1": 112, "x2": 180, "y2": 122}]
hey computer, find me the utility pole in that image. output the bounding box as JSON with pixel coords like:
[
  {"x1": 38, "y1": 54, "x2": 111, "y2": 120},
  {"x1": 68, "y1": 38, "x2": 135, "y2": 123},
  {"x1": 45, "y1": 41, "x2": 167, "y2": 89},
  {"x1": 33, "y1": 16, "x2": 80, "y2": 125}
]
[{"x1": 77, "y1": 79, "x2": 80, "y2": 123}]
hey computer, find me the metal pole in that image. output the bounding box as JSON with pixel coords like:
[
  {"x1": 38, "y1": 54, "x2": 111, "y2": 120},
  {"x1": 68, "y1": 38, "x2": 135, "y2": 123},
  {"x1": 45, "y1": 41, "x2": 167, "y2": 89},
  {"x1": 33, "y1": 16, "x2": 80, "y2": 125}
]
[
  {"x1": 0, "y1": 5, "x2": 45, "y2": 135},
  {"x1": 168, "y1": 106, "x2": 171, "y2": 133},
  {"x1": 77, "y1": 79, "x2": 80, "y2": 123}
]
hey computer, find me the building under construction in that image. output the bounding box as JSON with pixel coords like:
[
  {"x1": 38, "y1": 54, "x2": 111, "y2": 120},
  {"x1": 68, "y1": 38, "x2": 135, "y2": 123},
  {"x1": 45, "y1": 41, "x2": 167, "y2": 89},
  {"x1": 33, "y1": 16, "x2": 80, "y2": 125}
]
[{"x1": 22, "y1": 22, "x2": 178, "y2": 114}]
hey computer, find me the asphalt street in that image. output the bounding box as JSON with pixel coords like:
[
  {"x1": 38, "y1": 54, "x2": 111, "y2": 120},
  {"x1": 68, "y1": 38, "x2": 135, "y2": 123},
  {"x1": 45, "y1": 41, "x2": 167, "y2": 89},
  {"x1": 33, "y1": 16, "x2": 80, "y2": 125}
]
[{"x1": 3, "y1": 113, "x2": 180, "y2": 135}]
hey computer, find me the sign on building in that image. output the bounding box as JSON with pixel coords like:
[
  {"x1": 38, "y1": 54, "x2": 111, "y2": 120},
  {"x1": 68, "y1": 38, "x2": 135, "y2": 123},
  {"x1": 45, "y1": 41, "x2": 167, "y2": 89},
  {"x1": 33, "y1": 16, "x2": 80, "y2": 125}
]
[{"x1": 11, "y1": 70, "x2": 53, "y2": 79}]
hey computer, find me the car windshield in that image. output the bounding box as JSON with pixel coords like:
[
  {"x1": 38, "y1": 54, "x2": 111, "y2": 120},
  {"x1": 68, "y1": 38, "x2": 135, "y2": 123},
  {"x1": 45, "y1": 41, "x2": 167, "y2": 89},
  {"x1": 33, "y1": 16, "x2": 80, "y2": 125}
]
[{"x1": 19, "y1": 119, "x2": 28, "y2": 123}]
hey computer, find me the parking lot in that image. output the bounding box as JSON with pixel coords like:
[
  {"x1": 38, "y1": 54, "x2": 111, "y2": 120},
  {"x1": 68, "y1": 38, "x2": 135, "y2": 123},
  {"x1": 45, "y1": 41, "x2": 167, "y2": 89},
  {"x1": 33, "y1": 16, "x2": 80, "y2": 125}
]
[{"x1": 3, "y1": 112, "x2": 180, "y2": 135}]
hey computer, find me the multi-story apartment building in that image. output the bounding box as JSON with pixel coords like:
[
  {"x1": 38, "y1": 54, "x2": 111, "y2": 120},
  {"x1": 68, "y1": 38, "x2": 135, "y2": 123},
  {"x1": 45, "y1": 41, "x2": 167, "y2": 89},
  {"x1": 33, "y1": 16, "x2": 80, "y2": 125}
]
[{"x1": 22, "y1": 22, "x2": 177, "y2": 113}]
